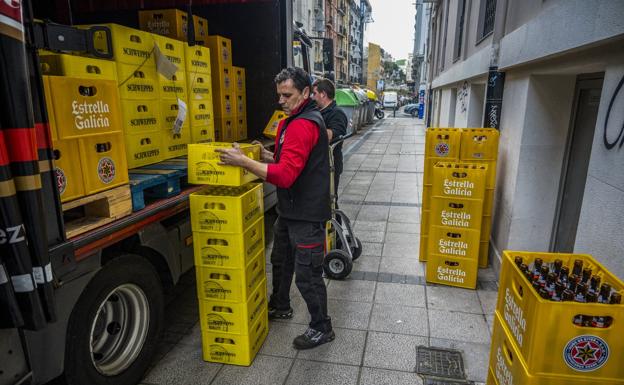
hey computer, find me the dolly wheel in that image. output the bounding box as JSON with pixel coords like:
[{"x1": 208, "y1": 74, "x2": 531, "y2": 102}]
[
  {"x1": 351, "y1": 238, "x2": 363, "y2": 261},
  {"x1": 323, "y1": 250, "x2": 353, "y2": 280}
]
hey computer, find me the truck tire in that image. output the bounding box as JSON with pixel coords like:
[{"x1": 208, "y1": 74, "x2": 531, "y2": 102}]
[{"x1": 63, "y1": 254, "x2": 164, "y2": 385}]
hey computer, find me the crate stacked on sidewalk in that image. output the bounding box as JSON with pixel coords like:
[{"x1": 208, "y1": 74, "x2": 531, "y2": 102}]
[
  {"x1": 40, "y1": 53, "x2": 129, "y2": 203},
  {"x1": 187, "y1": 143, "x2": 268, "y2": 366},
  {"x1": 206, "y1": 36, "x2": 235, "y2": 142},
  {"x1": 419, "y1": 128, "x2": 461, "y2": 262},
  {"x1": 424, "y1": 162, "x2": 487, "y2": 289},
  {"x1": 233, "y1": 66, "x2": 247, "y2": 141},
  {"x1": 487, "y1": 251, "x2": 624, "y2": 385}
]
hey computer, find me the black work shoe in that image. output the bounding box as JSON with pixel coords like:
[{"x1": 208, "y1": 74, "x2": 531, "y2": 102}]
[
  {"x1": 268, "y1": 307, "x2": 293, "y2": 320},
  {"x1": 292, "y1": 328, "x2": 335, "y2": 350}
]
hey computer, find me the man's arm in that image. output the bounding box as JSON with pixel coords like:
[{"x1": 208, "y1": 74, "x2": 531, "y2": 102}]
[
  {"x1": 216, "y1": 145, "x2": 269, "y2": 179},
  {"x1": 327, "y1": 109, "x2": 348, "y2": 142}
]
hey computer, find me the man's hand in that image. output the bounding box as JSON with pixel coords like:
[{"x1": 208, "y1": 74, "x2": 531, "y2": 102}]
[
  {"x1": 215, "y1": 143, "x2": 248, "y2": 167},
  {"x1": 252, "y1": 140, "x2": 275, "y2": 163}
]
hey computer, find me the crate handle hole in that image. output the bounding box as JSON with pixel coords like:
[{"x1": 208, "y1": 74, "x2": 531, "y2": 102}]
[
  {"x1": 214, "y1": 337, "x2": 235, "y2": 345},
  {"x1": 444, "y1": 260, "x2": 459, "y2": 267},
  {"x1": 446, "y1": 232, "x2": 461, "y2": 239},
  {"x1": 53, "y1": 149, "x2": 61, "y2": 160},
  {"x1": 171, "y1": 104, "x2": 179, "y2": 111},
  {"x1": 95, "y1": 142, "x2": 111, "y2": 152},
  {"x1": 134, "y1": 70, "x2": 145, "y2": 78},
  {"x1": 209, "y1": 273, "x2": 231, "y2": 280},
  {"x1": 199, "y1": 104, "x2": 206, "y2": 110},
  {"x1": 204, "y1": 202, "x2": 226, "y2": 210},
  {"x1": 173, "y1": 133, "x2": 181, "y2": 139},
  {"x1": 212, "y1": 306, "x2": 233, "y2": 313},
  {"x1": 130, "y1": 34, "x2": 142, "y2": 43},
  {"x1": 451, "y1": 172, "x2": 468, "y2": 178},
  {"x1": 513, "y1": 279, "x2": 524, "y2": 298},
  {"x1": 201, "y1": 130, "x2": 207, "y2": 135},
  {"x1": 502, "y1": 340, "x2": 514, "y2": 364},
  {"x1": 137, "y1": 105, "x2": 148, "y2": 112},
  {"x1": 573, "y1": 315, "x2": 613, "y2": 328},
  {"x1": 165, "y1": 43, "x2": 174, "y2": 50},
  {"x1": 449, "y1": 202, "x2": 464, "y2": 209},
  {"x1": 197, "y1": 77, "x2": 204, "y2": 84},
  {"x1": 78, "y1": 85, "x2": 97, "y2": 96},
  {"x1": 86, "y1": 65, "x2": 101, "y2": 74},
  {"x1": 207, "y1": 238, "x2": 228, "y2": 246},
  {"x1": 140, "y1": 138, "x2": 152, "y2": 145}
]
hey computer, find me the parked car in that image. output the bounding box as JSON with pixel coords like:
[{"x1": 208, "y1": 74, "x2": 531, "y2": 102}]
[{"x1": 382, "y1": 91, "x2": 398, "y2": 109}]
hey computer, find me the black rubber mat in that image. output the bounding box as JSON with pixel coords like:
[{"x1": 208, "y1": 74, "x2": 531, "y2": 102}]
[{"x1": 416, "y1": 346, "x2": 466, "y2": 380}]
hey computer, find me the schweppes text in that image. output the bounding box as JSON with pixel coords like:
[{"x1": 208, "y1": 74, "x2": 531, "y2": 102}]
[{"x1": 122, "y1": 47, "x2": 151, "y2": 59}]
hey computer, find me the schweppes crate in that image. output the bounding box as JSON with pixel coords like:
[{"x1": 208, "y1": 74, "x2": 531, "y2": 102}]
[
  {"x1": 78, "y1": 133, "x2": 129, "y2": 195},
  {"x1": 213, "y1": 94, "x2": 234, "y2": 119},
  {"x1": 85, "y1": 24, "x2": 155, "y2": 66},
  {"x1": 39, "y1": 52, "x2": 117, "y2": 80},
  {"x1": 188, "y1": 142, "x2": 260, "y2": 186},
  {"x1": 494, "y1": 251, "x2": 624, "y2": 381},
  {"x1": 262, "y1": 110, "x2": 286, "y2": 140},
  {"x1": 187, "y1": 72, "x2": 213, "y2": 101},
  {"x1": 185, "y1": 44, "x2": 211, "y2": 74},
  {"x1": 158, "y1": 70, "x2": 188, "y2": 100},
  {"x1": 195, "y1": 249, "x2": 266, "y2": 303},
  {"x1": 215, "y1": 118, "x2": 235, "y2": 142},
  {"x1": 46, "y1": 76, "x2": 122, "y2": 139},
  {"x1": 460, "y1": 128, "x2": 499, "y2": 160},
  {"x1": 52, "y1": 139, "x2": 85, "y2": 202},
  {"x1": 233, "y1": 66, "x2": 246, "y2": 97},
  {"x1": 234, "y1": 93, "x2": 246, "y2": 118},
  {"x1": 152, "y1": 33, "x2": 185, "y2": 67},
  {"x1": 190, "y1": 100, "x2": 214, "y2": 127},
  {"x1": 425, "y1": 253, "x2": 478, "y2": 289},
  {"x1": 121, "y1": 99, "x2": 160, "y2": 133},
  {"x1": 431, "y1": 162, "x2": 488, "y2": 201},
  {"x1": 192, "y1": 215, "x2": 264, "y2": 269},
  {"x1": 190, "y1": 183, "x2": 263, "y2": 234},
  {"x1": 125, "y1": 131, "x2": 163, "y2": 168},
  {"x1": 162, "y1": 128, "x2": 191, "y2": 159},
  {"x1": 427, "y1": 225, "x2": 480, "y2": 260},
  {"x1": 205, "y1": 35, "x2": 232, "y2": 71},
  {"x1": 425, "y1": 128, "x2": 461, "y2": 159},
  {"x1": 199, "y1": 280, "x2": 267, "y2": 336},
  {"x1": 487, "y1": 311, "x2": 623, "y2": 385},
  {"x1": 160, "y1": 99, "x2": 189, "y2": 131},
  {"x1": 201, "y1": 308, "x2": 268, "y2": 366},
  {"x1": 191, "y1": 124, "x2": 215, "y2": 144},
  {"x1": 116, "y1": 63, "x2": 159, "y2": 100},
  {"x1": 212, "y1": 65, "x2": 233, "y2": 95},
  {"x1": 236, "y1": 115, "x2": 247, "y2": 142}
]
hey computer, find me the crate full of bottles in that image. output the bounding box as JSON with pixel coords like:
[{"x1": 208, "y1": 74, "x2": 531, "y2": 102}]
[{"x1": 489, "y1": 251, "x2": 624, "y2": 384}]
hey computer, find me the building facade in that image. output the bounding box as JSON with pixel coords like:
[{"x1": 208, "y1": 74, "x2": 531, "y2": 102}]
[
  {"x1": 293, "y1": 0, "x2": 325, "y2": 75},
  {"x1": 425, "y1": 0, "x2": 624, "y2": 278},
  {"x1": 366, "y1": 42, "x2": 383, "y2": 92},
  {"x1": 347, "y1": 0, "x2": 361, "y2": 84}
]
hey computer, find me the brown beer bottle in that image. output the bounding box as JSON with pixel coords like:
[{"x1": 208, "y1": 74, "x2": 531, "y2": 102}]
[
  {"x1": 552, "y1": 281, "x2": 565, "y2": 301},
  {"x1": 562, "y1": 289, "x2": 575, "y2": 302},
  {"x1": 533, "y1": 258, "x2": 543, "y2": 276},
  {"x1": 575, "y1": 283, "x2": 588, "y2": 302},
  {"x1": 599, "y1": 283, "x2": 612, "y2": 303},
  {"x1": 553, "y1": 259, "x2": 563, "y2": 275},
  {"x1": 581, "y1": 267, "x2": 592, "y2": 284},
  {"x1": 558, "y1": 266, "x2": 570, "y2": 284},
  {"x1": 539, "y1": 288, "x2": 551, "y2": 300},
  {"x1": 568, "y1": 275, "x2": 580, "y2": 292},
  {"x1": 589, "y1": 275, "x2": 601, "y2": 293},
  {"x1": 572, "y1": 259, "x2": 583, "y2": 276},
  {"x1": 610, "y1": 292, "x2": 622, "y2": 305},
  {"x1": 514, "y1": 256, "x2": 523, "y2": 267}
]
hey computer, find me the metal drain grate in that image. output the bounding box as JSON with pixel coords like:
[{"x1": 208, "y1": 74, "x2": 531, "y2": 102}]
[
  {"x1": 416, "y1": 346, "x2": 466, "y2": 380},
  {"x1": 423, "y1": 378, "x2": 473, "y2": 385}
]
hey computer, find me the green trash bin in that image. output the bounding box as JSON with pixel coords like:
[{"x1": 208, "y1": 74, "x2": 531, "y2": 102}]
[{"x1": 335, "y1": 88, "x2": 359, "y2": 136}]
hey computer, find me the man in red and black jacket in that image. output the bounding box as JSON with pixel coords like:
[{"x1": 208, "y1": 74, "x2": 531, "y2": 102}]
[{"x1": 217, "y1": 68, "x2": 334, "y2": 349}]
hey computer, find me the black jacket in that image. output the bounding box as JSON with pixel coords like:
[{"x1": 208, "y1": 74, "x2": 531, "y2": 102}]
[
  {"x1": 275, "y1": 100, "x2": 331, "y2": 222},
  {"x1": 319, "y1": 101, "x2": 348, "y2": 175}
]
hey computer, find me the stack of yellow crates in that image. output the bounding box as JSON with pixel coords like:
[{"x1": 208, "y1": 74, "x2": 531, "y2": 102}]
[
  {"x1": 40, "y1": 53, "x2": 129, "y2": 202},
  {"x1": 424, "y1": 162, "x2": 487, "y2": 289},
  {"x1": 233, "y1": 66, "x2": 247, "y2": 141},
  {"x1": 458, "y1": 129, "x2": 499, "y2": 267},
  {"x1": 488, "y1": 251, "x2": 624, "y2": 385},
  {"x1": 419, "y1": 128, "x2": 461, "y2": 262},
  {"x1": 186, "y1": 44, "x2": 215, "y2": 143},
  {"x1": 206, "y1": 35, "x2": 234, "y2": 142},
  {"x1": 139, "y1": 8, "x2": 209, "y2": 45},
  {"x1": 188, "y1": 143, "x2": 268, "y2": 366}
]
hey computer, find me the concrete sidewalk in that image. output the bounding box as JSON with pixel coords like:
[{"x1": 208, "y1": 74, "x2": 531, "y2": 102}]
[{"x1": 141, "y1": 115, "x2": 498, "y2": 385}]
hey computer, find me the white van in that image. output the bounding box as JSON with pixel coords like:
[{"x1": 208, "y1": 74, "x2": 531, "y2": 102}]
[{"x1": 382, "y1": 91, "x2": 398, "y2": 109}]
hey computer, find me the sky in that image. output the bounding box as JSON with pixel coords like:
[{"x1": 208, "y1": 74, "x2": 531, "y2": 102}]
[{"x1": 365, "y1": 0, "x2": 416, "y2": 60}]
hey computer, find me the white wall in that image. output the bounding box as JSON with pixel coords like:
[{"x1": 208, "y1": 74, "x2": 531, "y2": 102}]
[
  {"x1": 575, "y1": 61, "x2": 624, "y2": 279},
  {"x1": 454, "y1": 82, "x2": 469, "y2": 127},
  {"x1": 438, "y1": 88, "x2": 454, "y2": 126},
  {"x1": 467, "y1": 83, "x2": 485, "y2": 127}
]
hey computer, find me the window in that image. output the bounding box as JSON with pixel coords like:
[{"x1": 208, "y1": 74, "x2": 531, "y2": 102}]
[
  {"x1": 478, "y1": 0, "x2": 496, "y2": 42},
  {"x1": 453, "y1": 0, "x2": 467, "y2": 61}
]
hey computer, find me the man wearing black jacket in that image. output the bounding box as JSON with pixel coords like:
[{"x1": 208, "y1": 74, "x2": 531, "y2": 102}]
[{"x1": 312, "y1": 78, "x2": 348, "y2": 198}]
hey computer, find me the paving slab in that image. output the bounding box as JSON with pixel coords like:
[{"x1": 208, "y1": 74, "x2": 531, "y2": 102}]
[
  {"x1": 363, "y1": 331, "x2": 428, "y2": 372},
  {"x1": 327, "y1": 299, "x2": 373, "y2": 330},
  {"x1": 210, "y1": 355, "x2": 293, "y2": 385},
  {"x1": 326, "y1": 279, "x2": 376, "y2": 302},
  {"x1": 374, "y1": 282, "x2": 426, "y2": 307},
  {"x1": 358, "y1": 367, "x2": 424, "y2": 385},
  {"x1": 428, "y1": 310, "x2": 491, "y2": 344},
  {"x1": 477, "y1": 289, "x2": 499, "y2": 316},
  {"x1": 297, "y1": 327, "x2": 366, "y2": 365},
  {"x1": 360, "y1": 242, "x2": 383, "y2": 256},
  {"x1": 353, "y1": 220, "x2": 388, "y2": 233},
  {"x1": 143, "y1": 343, "x2": 221, "y2": 385},
  {"x1": 259, "y1": 322, "x2": 302, "y2": 358},
  {"x1": 386, "y1": 222, "x2": 420, "y2": 234},
  {"x1": 353, "y1": 256, "x2": 381, "y2": 273},
  {"x1": 285, "y1": 360, "x2": 360, "y2": 385},
  {"x1": 382, "y1": 241, "x2": 420, "y2": 259},
  {"x1": 357, "y1": 205, "x2": 390, "y2": 222},
  {"x1": 429, "y1": 338, "x2": 491, "y2": 383},
  {"x1": 379, "y1": 257, "x2": 424, "y2": 276},
  {"x1": 426, "y1": 286, "x2": 483, "y2": 314},
  {"x1": 352, "y1": 229, "x2": 386, "y2": 243},
  {"x1": 369, "y1": 303, "x2": 429, "y2": 336}
]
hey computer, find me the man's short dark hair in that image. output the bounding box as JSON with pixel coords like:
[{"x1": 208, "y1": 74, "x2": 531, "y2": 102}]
[
  {"x1": 312, "y1": 78, "x2": 335, "y2": 100},
  {"x1": 274, "y1": 67, "x2": 311, "y2": 93}
]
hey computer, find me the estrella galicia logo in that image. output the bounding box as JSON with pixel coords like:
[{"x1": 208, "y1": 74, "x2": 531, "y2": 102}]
[
  {"x1": 563, "y1": 335, "x2": 609, "y2": 372},
  {"x1": 434, "y1": 142, "x2": 450, "y2": 157},
  {"x1": 97, "y1": 157, "x2": 116, "y2": 184}
]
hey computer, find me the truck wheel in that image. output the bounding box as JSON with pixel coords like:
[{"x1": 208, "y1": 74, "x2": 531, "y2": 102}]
[
  {"x1": 323, "y1": 250, "x2": 353, "y2": 280},
  {"x1": 64, "y1": 254, "x2": 164, "y2": 385}
]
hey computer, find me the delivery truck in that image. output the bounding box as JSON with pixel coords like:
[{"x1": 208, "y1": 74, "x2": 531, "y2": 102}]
[{"x1": 0, "y1": 1, "x2": 331, "y2": 384}]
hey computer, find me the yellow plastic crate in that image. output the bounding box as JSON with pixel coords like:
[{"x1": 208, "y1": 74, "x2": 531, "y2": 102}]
[
  {"x1": 116, "y1": 63, "x2": 159, "y2": 100},
  {"x1": 481, "y1": 216, "x2": 492, "y2": 242},
  {"x1": 41, "y1": 76, "x2": 58, "y2": 141},
  {"x1": 78, "y1": 133, "x2": 129, "y2": 195},
  {"x1": 195, "y1": 249, "x2": 266, "y2": 303},
  {"x1": 47, "y1": 77, "x2": 122, "y2": 139},
  {"x1": 214, "y1": 94, "x2": 234, "y2": 119},
  {"x1": 39, "y1": 52, "x2": 117, "y2": 80},
  {"x1": 425, "y1": 253, "x2": 478, "y2": 289},
  {"x1": 483, "y1": 188, "x2": 494, "y2": 216},
  {"x1": 191, "y1": 124, "x2": 215, "y2": 143},
  {"x1": 162, "y1": 128, "x2": 190, "y2": 159},
  {"x1": 425, "y1": 128, "x2": 461, "y2": 158},
  {"x1": 460, "y1": 128, "x2": 499, "y2": 160},
  {"x1": 427, "y1": 225, "x2": 480, "y2": 260},
  {"x1": 430, "y1": 197, "x2": 484, "y2": 231},
  {"x1": 215, "y1": 118, "x2": 235, "y2": 142},
  {"x1": 152, "y1": 34, "x2": 185, "y2": 67},
  {"x1": 188, "y1": 142, "x2": 261, "y2": 185},
  {"x1": 187, "y1": 72, "x2": 213, "y2": 101},
  {"x1": 139, "y1": 9, "x2": 207, "y2": 42},
  {"x1": 422, "y1": 184, "x2": 432, "y2": 210},
  {"x1": 184, "y1": 44, "x2": 211, "y2": 74},
  {"x1": 212, "y1": 65, "x2": 233, "y2": 95},
  {"x1": 190, "y1": 100, "x2": 214, "y2": 127},
  {"x1": 201, "y1": 309, "x2": 268, "y2": 366},
  {"x1": 125, "y1": 131, "x2": 163, "y2": 168},
  {"x1": 199, "y1": 279, "x2": 267, "y2": 335},
  {"x1": 233, "y1": 66, "x2": 246, "y2": 96},
  {"x1": 205, "y1": 35, "x2": 232, "y2": 70},
  {"x1": 88, "y1": 24, "x2": 154, "y2": 66},
  {"x1": 52, "y1": 139, "x2": 84, "y2": 202},
  {"x1": 236, "y1": 115, "x2": 247, "y2": 142},
  {"x1": 120, "y1": 99, "x2": 160, "y2": 133},
  {"x1": 190, "y1": 183, "x2": 263, "y2": 234},
  {"x1": 263, "y1": 110, "x2": 286, "y2": 140},
  {"x1": 160, "y1": 99, "x2": 189, "y2": 131},
  {"x1": 418, "y1": 234, "x2": 428, "y2": 262},
  {"x1": 495, "y1": 251, "x2": 624, "y2": 379},
  {"x1": 487, "y1": 311, "x2": 624, "y2": 385},
  {"x1": 235, "y1": 94, "x2": 246, "y2": 117},
  {"x1": 423, "y1": 156, "x2": 458, "y2": 185},
  {"x1": 420, "y1": 209, "x2": 430, "y2": 236},
  {"x1": 431, "y1": 162, "x2": 488, "y2": 200},
  {"x1": 158, "y1": 70, "x2": 188, "y2": 100},
  {"x1": 479, "y1": 241, "x2": 489, "y2": 268},
  {"x1": 466, "y1": 159, "x2": 497, "y2": 189},
  {"x1": 193, "y1": 215, "x2": 264, "y2": 268}
]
